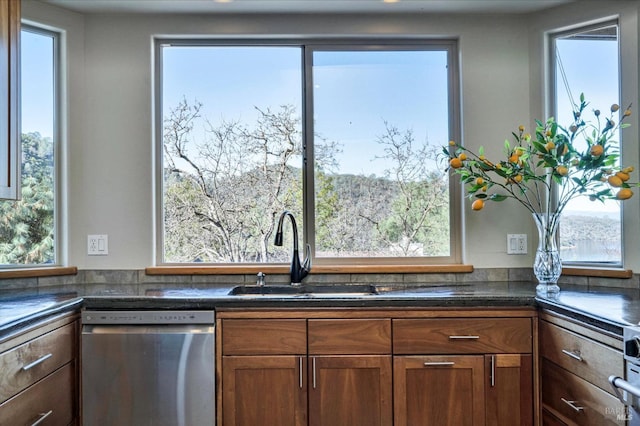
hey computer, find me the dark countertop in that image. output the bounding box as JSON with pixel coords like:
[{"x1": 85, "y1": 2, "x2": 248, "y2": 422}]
[
  {"x1": 0, "y1": 291, "x2": 83, "y2": 338},
  {"x1": 1, "y1": 281, "x2": 639, "y2": 339}
]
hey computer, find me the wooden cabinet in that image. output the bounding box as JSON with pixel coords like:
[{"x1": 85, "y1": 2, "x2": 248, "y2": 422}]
[
  {"x1": 222, "y1": 319, "x2": 307, "y2": 426},
  {"x1": 219, "y1": 308, "x2": 536, "y2": 426},
  {"x1": 222, "y1": 355, "x2": 307, "y2": 426},
  {"x1": 309, "y1": 355, "x2": 391, "y2": 426},
  {"x1": 0, "y1": 312, "x2": 79, "y2": 425},
  {"x1": 0, "y1": 0, "x2": 20, "y2": 200},
  {"x1": 393, "y1": 315, "x2": 534, "y2": 426},
  {"x1": 394, "y1": 355, "x2": 485, "y2": 425},
  {"x1": 539, "y1": 312, "x2": 625, "y2": 425},
  {"x1": 485, "y1": 354, "x2": 533, "y2": 426},
  {"x1": 220, "y1": 315, "x2": 393, "y2": 426}
]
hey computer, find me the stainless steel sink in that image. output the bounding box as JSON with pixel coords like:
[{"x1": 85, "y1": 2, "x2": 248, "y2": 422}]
[{"x1": 228, "y1": 284, "x2": 378, "y2": 297}]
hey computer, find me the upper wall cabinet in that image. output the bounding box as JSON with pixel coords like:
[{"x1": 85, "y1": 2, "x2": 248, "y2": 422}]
[{"x1": 0, "y1": 0, "x2": 19, "y2": 200}]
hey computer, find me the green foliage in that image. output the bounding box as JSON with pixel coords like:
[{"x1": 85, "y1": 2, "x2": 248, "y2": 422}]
[
  {"x1": 444, "y1": 95, "x2": 637, "y2": 214},
  {"x1": 0, "y1": 132, "x2": 55, "y2": 265}
]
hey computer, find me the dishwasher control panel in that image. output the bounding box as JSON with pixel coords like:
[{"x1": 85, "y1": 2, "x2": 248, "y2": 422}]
[{"x1": 83, "y1": 310, "x2": 215, "y2": 324}]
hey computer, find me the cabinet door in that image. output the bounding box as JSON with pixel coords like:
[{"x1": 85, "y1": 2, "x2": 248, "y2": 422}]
[
  {"x1": 485, "y1": 354, "x2": 533, "y2": 426},
  {"x1": 309, "y1": 355, "x2": 392, "y2": 426},
  {"x1": 222, "y1": 356, "x2": 307, "y2": 426},
  {"x1": 394, "y1": 355, "x2": 485, "y2": 426},
  {"x1": 0, "y1": 0, "x2": 20, "y2": 200}
]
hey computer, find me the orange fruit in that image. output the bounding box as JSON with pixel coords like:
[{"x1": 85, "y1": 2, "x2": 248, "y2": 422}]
[
  {"x1": 471, "y1": 199, "x2": 485, "y2": 211},
  {"x1": 616, "y1": 172, "x2": 630, "y2": 182},
  {"x1": 607, "y1": 175, "x2": 623, "y2": 187},
  {"x1": 449, "y1": 140, "x2": 456, "y2": 146},
  {"x1": 449, "y1": 158, "x2": 463, "y2": 169},
  {"x1": 458, "y1": 153, "x2": 467, "y2": 161},
  {"x1": 513, "y1": 174, "x2": 523, "y2": 183},
  {"x1": 623, "y1": 166, "x2": 635, "y2": 173},
  {"x1": 545, "y1": 141, "x2": 555, "y2": 151},
  {"x1": 475, "y1": 177, "x2": 484, "y2": 185},
  {"x1": 617, "y1": 188, "x2": 633, "y2": 200},
  {"x1": 590, "y1": 145, "x2": 604, "y2": 157},
  {"x1": 556, "y1": 166, "x2": 568, "y2": 176}
]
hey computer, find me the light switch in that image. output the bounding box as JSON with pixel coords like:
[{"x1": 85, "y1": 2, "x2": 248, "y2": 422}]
[{"x1": 507, "y1": 234, "x2": 527, "y2": 254}]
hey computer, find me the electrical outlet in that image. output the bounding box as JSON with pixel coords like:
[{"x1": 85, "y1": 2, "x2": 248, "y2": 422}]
[
  {"x1": 507, "y1": 234, "x2": 527, "y2": 254},
  {"x1": 88, "y1": 235, "x2": 109, "y2": 256}
]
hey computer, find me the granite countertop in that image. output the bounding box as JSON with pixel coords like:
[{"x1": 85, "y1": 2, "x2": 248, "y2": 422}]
[{"x1": 1, "y1": 281, "x2": 639, "y2": 339}]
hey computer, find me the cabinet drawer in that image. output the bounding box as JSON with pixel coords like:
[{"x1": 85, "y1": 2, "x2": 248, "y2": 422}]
[
  {"x1": 308, "y1": 319, "x2": 391, "y2": 354},
  {"x1": 0, "y1": 362, "x2": 75, "y2": 426},
  {"x1": 541, "y1": 359, "x2": 624, "y2": 426},
  {"x1": 222, "y1": 319, "x2": 306, "y2": 355},
  {"x1": 540, "y1": 320, "x2": 622, "y2": 393},
  {"x1": 393, "y1": 318, "x2": 532, "y2": 354},
  {"x1": 0, "y1": 322, "x2": 75, "y2": 403}
]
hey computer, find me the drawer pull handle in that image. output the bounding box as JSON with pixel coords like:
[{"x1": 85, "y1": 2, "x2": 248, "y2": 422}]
[
  {"x1": 561, "y1": 398, "x2": 585, "y2": 412},
  {"x1": 423, "y1": 361, "x2": 455, "y2": 367},
  {"x1": 449, "y1": 335, "x2": 479, "y2": 340},
  {"x1": 561, "y1": 349, "x2": 583, "y2": 362},
  {"x1": 22, "y1": 353, "x2": 53, "y2": 371},
  {"x1": 31, "y1": 410, "x2": 53, "y2": 426}
]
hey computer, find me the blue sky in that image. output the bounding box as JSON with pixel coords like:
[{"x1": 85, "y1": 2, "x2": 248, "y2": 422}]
[
  {"x1": 21, "y1": 29, "x2": 54, "y2": 138},
  {"x1": 162, "y1": 45, "x2": 448, "y2": 177}
]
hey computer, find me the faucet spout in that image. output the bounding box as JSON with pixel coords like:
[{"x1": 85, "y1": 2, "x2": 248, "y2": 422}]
[{"x1": 274, "y1": 211, "x2": 311, "y2": 285}]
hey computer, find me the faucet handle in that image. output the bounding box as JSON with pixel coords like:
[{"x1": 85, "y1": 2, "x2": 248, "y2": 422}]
[
  {"x1": 302, "y1": 244, "x2": 312, "y2": 271},
  {"x1": 257, "y1": 272, "x2": 266, "y2": 286}
]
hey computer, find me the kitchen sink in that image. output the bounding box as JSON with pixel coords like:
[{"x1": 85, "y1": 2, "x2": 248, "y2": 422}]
[{"x1": 228, "y1": 284, "x2": 378, "y2": 297}]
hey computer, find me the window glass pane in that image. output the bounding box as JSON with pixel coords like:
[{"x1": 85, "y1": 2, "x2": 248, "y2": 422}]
[
  {"x1": 0, "y1": 29, "x2": 56, "y2": 266},
  {"x1": 161, "y1": 46, "x2": 303, "y2": 263},
  {"x1": 312, "y1": 49, "x2": 450, "y2": 257},
  {"x1": 554, "y1": 24, "x2": 620, "y2": 264}
]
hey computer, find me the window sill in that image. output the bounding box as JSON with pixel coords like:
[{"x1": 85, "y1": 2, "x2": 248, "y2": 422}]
[
  {"x1": 145, "y1": 264, "x2": 474, "y2": 275},
  {"x1": 562, "y1": 267, "x2": 634, "y2": 279},
  {"x1": 0, "y1": 266, "x2": 78, "y2": 279}
]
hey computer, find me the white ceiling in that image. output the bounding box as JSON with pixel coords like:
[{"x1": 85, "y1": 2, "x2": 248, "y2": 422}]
[{"x1": 42, "y1": 0, "x2": 574, "y2": 15}]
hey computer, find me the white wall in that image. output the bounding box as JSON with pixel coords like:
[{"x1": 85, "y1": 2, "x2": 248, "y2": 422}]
[{"x1": 21, "y1": 1, "x2": 640, "y2": 271}]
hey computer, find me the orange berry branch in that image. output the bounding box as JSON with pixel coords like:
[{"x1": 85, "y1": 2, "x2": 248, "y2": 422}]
[{"x1": 443, "y1": 93, "x2": 637, "y2": 216}]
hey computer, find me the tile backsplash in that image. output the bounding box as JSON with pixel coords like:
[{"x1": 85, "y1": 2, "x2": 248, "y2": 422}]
[{"x1": 1, "y1": 268, "x2": 638, "y2": 296}]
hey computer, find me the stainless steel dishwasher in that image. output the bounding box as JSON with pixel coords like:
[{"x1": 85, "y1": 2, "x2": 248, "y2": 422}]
[{"x1": 81, "y1": 310, "x2": 215, "y2": 426}]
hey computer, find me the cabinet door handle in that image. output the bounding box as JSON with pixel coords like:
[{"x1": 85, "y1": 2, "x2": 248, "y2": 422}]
[
  {"x1": 423, "y1": 361, "x2": 455, "y2": 367},
  {"x1": 299, "y1": 357, "x2": 303, "y2": 389},
  {"x1": 312, "y1": 357, "x2": 317, "y2": 389},
  {"x1": 490, "y1": 355, "x2": 495, "y2": 387},
  {"x1": 449, "y1": 335, "x2": 480, "y2": 340},
  {"x1": 561, "y1": 398, "x2": 585, "y2": 412},
  {"x1": 562, "y1": 349, "x2": 583, "y2": 362},
  {"x1": 31, "y1": 410, "x2": 53, "y2": 426},
  {"x1": 21, "y1": 353, "x2": 53, "y2": 371}
]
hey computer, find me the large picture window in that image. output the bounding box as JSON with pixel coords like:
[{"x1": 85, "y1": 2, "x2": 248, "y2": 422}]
[
  {"x1": 0, "y1": 26, "x2": 58, "y2": 266},
  {"x1": 551, "y1": 22, "x2": 622, "y2": 266},
  {"x1": 157, "y1": 40, "x2": 460, "y2": 265}
]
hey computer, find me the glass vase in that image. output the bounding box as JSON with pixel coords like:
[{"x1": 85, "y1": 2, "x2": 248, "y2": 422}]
[{"x1": 532, "y1": 212, "x2": 562, "y2": 296}]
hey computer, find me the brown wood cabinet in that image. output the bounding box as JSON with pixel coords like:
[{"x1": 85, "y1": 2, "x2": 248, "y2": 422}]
[
  {"x1": 392, "y1": 315, "x2": 534, "y2": 426},
  {"x1": 539, "y1": 311, "x2": 625, "y2": 425},
  {"x1": 394, "y1": 355, "x2": 485, "y2": 426},
  {"x1": 0, "y1": 0, "x2": 20, "y2": 200},
  {"x1": 309, "y1": 355, "x2": 392, "y2": 426},
  {"x1": 220, "y1": 314, "x2": 393, "y2": 426},
  {"x1": 485, "y1": 354, "x2": 533, "y2": 426},
  {"x1": 218, "y1": 308, "x2": 537, "y2": 426},
  {"x1": 0, "y1": 312, "x2": 79, "y2": 426}
]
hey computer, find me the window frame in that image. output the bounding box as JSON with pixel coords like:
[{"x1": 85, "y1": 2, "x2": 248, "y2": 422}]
[
  {"x1": 0, "y1": 23, "x2": 62, "y2": 269},
  {"x1": 548, "y1": 19, "x2": 623, "y2": 268},
  {"x1": 154, "y1": 37, "x2": 462, "y2": 267}
]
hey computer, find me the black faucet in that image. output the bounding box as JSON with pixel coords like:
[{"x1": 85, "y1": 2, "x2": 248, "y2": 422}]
[{"x1": 274, "y1": 211, "x2": 311, "y2": 285}]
